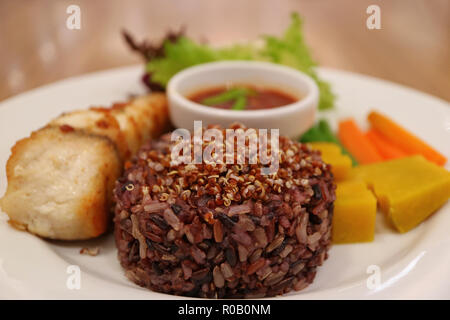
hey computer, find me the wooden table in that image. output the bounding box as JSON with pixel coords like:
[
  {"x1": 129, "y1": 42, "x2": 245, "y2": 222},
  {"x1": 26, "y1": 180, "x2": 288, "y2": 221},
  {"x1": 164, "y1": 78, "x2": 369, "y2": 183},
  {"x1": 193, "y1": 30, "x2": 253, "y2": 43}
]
[{"x1": 1, "y1": 0, "x2": 449, "y2": 102}]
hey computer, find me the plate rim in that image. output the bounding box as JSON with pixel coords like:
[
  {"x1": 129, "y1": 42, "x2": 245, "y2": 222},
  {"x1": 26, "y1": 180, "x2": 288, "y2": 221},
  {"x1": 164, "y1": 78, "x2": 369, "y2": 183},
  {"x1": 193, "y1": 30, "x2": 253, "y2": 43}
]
[{"x1": 0, "y1": 65, "x2": 449, "y2": 299}]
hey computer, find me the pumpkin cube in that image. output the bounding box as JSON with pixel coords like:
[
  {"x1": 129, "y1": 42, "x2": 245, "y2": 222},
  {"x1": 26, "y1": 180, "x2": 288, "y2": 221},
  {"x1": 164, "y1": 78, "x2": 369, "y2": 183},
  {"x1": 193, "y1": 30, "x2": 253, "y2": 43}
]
[
  {"x1": 332, "y1": 180, "x2": 377, "y2": 243},
  {"x1": 353, "y1": 155, "x2": 450, "y2": 232},
  {"x1": 309, "y1": 142, "x2": 352, "y2": 180}
]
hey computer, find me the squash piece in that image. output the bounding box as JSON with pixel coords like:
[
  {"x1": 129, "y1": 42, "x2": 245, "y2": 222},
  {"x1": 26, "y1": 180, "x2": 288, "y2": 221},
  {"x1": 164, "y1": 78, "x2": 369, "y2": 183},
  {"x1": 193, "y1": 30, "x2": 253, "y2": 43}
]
[
  {"x1": 309, "y1": 141, "x2": 342, "y2": 154},
  {"x1": 353, "y1": 155, "x2": 450, "y2": 233},
  {"x1": 332, "y1": 180, "x2": 377, "y2": 243},
  {"x1": 309, "y1": 142, "x2": 352, "y2": 180}
]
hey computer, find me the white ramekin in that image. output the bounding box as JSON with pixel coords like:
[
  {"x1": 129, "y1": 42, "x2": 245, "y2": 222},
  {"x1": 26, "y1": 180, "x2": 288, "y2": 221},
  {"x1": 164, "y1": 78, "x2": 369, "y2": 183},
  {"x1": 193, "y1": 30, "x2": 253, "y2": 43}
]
[{"x1": 167, "y1": 61, "x2": 319, "y2": 138}]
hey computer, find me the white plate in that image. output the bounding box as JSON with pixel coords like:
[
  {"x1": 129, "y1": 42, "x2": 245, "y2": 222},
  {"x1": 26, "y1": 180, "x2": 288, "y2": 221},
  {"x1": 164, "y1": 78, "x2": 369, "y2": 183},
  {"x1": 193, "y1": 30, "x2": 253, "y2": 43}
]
[{"x1": 0, "y1": 66, "x2": 449, "y2": 299}]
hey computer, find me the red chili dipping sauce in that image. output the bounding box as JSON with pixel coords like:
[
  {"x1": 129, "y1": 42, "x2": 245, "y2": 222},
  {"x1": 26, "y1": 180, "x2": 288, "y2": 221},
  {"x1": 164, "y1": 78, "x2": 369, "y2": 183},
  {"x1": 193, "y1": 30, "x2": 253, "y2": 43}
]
[{"x1": 188, "y1": 85, "x2": 298, "y2": 111}]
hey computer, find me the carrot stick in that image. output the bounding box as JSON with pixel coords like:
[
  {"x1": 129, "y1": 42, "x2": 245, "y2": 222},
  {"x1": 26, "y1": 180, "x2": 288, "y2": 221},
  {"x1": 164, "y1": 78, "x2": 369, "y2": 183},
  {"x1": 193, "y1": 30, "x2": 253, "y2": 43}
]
[
  {"x1": 338, "y1": 119, "x2": 384, "y2": 164},
  {"x1": 368, "y1": 111, "x2": 447, "y2": 166},
  {"x1": 366, "y1": 129, "x2": 408, "y2": 160}
]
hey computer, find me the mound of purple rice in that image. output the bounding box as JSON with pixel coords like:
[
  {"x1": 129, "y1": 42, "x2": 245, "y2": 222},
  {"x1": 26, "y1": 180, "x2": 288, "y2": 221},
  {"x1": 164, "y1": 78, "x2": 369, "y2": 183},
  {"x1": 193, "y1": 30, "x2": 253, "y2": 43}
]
[{"x1": 114, "y1": 125, "x2": 335, "y2": 298}]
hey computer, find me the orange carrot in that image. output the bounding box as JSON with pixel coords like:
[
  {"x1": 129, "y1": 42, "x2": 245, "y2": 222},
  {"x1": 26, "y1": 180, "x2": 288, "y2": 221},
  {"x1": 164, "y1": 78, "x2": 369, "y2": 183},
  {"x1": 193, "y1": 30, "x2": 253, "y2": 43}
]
[
  {"x1": 366, "y1": 129, "x2": 408, "y2": 160},
  {"x1": 338, "y1": 119, "x2": 384, "y2": 164},
  {"x1": 368, "y1": 111, "x2": 447, "y2": 166}
]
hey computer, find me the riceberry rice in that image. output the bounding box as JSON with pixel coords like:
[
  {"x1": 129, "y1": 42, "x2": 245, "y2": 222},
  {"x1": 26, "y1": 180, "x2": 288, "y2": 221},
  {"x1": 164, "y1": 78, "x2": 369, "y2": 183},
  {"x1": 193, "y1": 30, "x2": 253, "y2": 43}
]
[{"x1": 113, "y1": 124, "x2": 335, "y2": 298}]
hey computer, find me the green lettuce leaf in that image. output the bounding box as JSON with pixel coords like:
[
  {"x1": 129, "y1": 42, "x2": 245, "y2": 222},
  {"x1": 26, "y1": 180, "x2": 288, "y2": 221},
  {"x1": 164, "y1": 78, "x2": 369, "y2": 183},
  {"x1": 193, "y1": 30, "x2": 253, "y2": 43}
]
[{"x1": 146, "y1": 13, "x2": 335, "y2": 110}]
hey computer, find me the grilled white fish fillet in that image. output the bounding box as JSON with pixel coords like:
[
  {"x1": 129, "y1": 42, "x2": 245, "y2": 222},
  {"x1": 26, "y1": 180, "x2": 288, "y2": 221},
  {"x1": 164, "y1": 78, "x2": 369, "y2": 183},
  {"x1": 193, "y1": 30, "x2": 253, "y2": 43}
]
[
  {"x1": 108, "y1": 94, "x2": 169, "y2": 155},
  {"x1": 0, "y1": 93, "x2": 168, "y2": 240}
]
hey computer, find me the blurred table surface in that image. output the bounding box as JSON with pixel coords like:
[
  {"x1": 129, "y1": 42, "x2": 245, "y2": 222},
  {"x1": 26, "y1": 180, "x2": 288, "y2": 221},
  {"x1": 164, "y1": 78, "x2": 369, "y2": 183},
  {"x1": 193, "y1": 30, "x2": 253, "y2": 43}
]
[{"x1": 1, "y1": 0, "x2": 449, "y2": 102}]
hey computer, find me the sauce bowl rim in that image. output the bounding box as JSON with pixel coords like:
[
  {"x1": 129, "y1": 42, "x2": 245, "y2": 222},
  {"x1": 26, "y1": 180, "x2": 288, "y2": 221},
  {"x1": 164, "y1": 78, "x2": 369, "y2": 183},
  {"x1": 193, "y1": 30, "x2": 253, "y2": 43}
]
[{"x1": 167, "y1": 60, "x2": 319, "y2": 119}]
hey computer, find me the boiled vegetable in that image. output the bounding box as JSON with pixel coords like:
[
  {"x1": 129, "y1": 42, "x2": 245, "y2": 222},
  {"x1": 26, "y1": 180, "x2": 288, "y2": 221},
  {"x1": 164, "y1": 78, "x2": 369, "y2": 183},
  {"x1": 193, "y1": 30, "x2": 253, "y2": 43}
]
[
  {"x1": 353, "y1": 155, "x2": 450, "y2": 233},
  {"x1": 332, "y1": 180, "x2": 377, "y2": 243},
  {"x1": 338, "y1": 119, "x2": 383, "y2": 164},
  {"x1": 300, "y1": 119, "x2": 358, "y2": 165},
  {"x1": 300, "y1": 123, "x2": 327, "y2": 143},
  {"x1": 366, "y1": 129, "x2": 408, "y2": 160},
  {"x1": 310, "y1": 141, "x2": 341, "y2": 154},
  {"x1": 368, "y1": 111, "x2": 446, "y2": 166},
  {"x1": 317, "y1": 120, "x2": 358, "y2": 165},
  {"x1": 309, "y1": 142, "x2": 352, "y2": 180}
]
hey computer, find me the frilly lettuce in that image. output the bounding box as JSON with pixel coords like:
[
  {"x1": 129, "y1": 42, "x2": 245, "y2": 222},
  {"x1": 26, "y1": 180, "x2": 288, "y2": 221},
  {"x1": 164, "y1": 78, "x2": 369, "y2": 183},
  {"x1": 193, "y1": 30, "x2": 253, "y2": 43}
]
[{"x1": 145, "y1": 13, "x2": 334, "y2": 110}]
